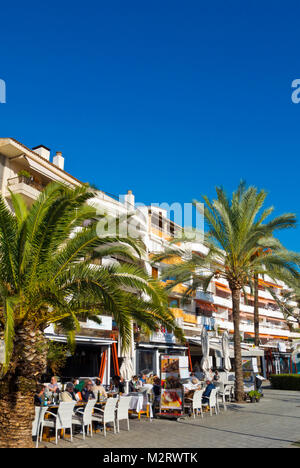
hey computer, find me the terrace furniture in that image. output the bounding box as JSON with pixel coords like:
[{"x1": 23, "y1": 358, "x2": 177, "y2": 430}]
[
  {"x1": 116, "y1": 396, "x2": 131, "y2": 432},
  {"x1": 40, "y1": 401, "x2": 76, "y2": 444},
  {"x1": 91, "y1": 397, "x2": 118, "y2": 437},
  {"x1": 186, "y1": 390, "x2": 204, "y2": 418},
  {"x1": 32, "y1": 406, "x2": 47, "y2": 448},
  {"x1": 202, "y1": 388, "x2": 218, "y2": 416},
  {"x1": 72, "y1": 398, "x2": 96, "y2": 439},
  {"x1": 128, "y1": 393, "x2": 152, "y2": 420}
]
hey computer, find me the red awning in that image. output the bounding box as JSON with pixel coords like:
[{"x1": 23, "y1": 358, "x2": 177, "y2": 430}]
[{"x1": 195, "y1": 300, "x2": 216, "y2": 312}]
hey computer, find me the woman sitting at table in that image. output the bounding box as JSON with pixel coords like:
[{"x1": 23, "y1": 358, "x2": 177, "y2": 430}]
[
  {"x1": 34, "y1": 384, "x2": 46, "y2": 406},
  {"x1": 92, "y1": 378, "x2": 107, "y2": 400},
  {"x1": 112, "y1": 375, "x2": 125, "y2": 393},
  {"x1": 61, "y1": 382, "x2": 77, "y2": 402}
]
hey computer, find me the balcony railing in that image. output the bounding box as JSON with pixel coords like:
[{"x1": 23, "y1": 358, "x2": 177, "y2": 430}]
[
  {"x1": 196, "y1": 290, "x2": 214, "y2": 302},
  {"x1": 8, "y1": 176, "x2": 45, "y2": 192}
]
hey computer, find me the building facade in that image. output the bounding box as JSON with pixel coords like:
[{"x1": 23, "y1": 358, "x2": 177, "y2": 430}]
[{"x1": 1, "y1": 137, "x2": 299, "y2": 380}]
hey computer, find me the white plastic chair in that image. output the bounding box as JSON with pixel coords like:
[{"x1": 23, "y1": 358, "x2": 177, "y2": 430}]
[
  {"x1": 116, "y1": 396, "x2": 131, "y2": 432},
  {"x1": 215, "y1": 382, "x2": 227, "y2": 411},
  {"x1": 40, "y1": 401, "x2": 76, "y2": 444},
  {"x1": 72, "y1": 399, "x2": 96, "y2": 439},
  {"x1": 92, "y1": 397, "x2": 117, "y2": 437},
  {"x1": 188, "y1": 390, "x2": 204, "y2": 418},
  {"x1": 32, "y1": 406, "x2": 47, "y2": 448},
  {"x1": 202, "y1": 388, "x2": 218, "y2": 416},
  {"x1": 225, "y1": 383, "x2": 235, "y2": 401}
]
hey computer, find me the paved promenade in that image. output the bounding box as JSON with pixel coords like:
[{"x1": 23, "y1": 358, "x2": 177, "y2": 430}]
[{"x1": 41, "y1": 387, "x2": 300, "y2": 449}]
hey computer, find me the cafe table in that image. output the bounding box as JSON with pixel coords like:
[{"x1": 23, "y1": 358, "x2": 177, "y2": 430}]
[{"x1": 126, "y1": 393, "x2": 153, "y2": 420}]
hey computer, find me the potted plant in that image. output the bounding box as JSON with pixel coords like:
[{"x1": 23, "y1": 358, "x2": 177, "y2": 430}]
[
  {"x1": 248, "y1": 390, "x2": 261, "y2": 403},
  {"x1": 17, "y1": 170, "x2": 32, "y2": 182}
]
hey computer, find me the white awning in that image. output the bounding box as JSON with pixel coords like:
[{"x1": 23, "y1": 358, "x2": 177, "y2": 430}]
[
  {"x1": 24, "y1": 155, "x2": 66, "y2": 182},
  {"x1": 188, "y1": 338, "x2": 264, "y2": 357},
  {"x1": 137, "y1": 343, "x2": 187, "y2": 350},
  {"x1": 229, "y1": 347, "x2": 264, "y2": 357},
  {"x1": 45, "y1": 333, "x2": 116, "y2": 346}
]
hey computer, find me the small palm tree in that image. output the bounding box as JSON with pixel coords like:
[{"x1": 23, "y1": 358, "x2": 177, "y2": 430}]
[
  {"x1": 0, "y1": 183, "x2": 179, "y2": 447},
  {"x1": 153, "y1": 183, "x2": 300, "y2": 401}
]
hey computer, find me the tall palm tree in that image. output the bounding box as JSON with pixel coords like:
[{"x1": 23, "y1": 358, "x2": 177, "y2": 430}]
[
  {"x1": 153, "y1": 183, "x2": 300, "y2": 401},
  {"x1": 0, "y1": 183, "x2": 179, "y2": 448}
]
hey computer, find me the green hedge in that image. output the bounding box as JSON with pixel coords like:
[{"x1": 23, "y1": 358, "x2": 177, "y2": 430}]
[{"x1": 270, "y1": 374, "x2": 300, "y2": 391}]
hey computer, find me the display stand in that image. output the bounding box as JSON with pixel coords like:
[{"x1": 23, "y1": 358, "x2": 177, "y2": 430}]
[{"x1": 157, "y1": 355, "x2": 188, "y2": 419}]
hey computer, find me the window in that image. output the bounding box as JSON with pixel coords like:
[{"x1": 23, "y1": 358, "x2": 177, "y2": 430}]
[{"x1": 169, "y1": 299, "x2": 179, "y2": 308}]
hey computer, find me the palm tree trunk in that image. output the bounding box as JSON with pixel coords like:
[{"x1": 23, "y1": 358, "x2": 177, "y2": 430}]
[
  {"x1": 254, "y1": 274, "x2": 260, "y2": 346},
  {"x1": 0, "y1": 325, "x2": 48, "y2": 448},
  {"x1": 231, "y1": 287, "x2": 244, "y2": 402}
]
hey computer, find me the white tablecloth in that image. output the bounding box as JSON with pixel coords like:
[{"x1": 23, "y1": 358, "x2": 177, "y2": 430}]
[
  {"x1": 129, "y1": 395, "x2": 144, "y2": 412},
  {"x1": 128, "y1": 394, "x2": 153, "y2": 417}
]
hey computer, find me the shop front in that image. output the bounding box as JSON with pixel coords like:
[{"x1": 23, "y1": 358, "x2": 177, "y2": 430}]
[
  {"x1": 44, "y1": 332, "x2": 116, "y2": 385},
  {"x1": 263, "y1": 341, "x2": 293, "y2": 377},
  {"x1": 44, "y1": 315, "x2": 117, "y2": 385},
  {"x1": 135, "y1": 330, "x2": 187, "y2": 377}
]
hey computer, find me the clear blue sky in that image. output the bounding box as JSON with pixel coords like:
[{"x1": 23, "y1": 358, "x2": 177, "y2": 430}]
[{"x1": 1, "y1": 0, "x2": 299, "y2": 250}]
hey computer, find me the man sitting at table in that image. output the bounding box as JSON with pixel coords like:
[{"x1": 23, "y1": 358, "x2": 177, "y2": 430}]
[
  {"x1": 92, "y1": 378, "x2": 107, "y2": 400},
  {"x1": 61, "y1": 382, "x2": 77, "y2": 402},
  {"x1": 202, "y1": 380, "x2": 216, "y2": 404},
  {"x1": 129, "y1": 375, "x2": 139, "y2": 392},
  {"x1": 48, "y1": 376, "x2": 60, "y2": 394},
  {"x1": 81, "y1": 380, "x2": 96, "y2": 402}
]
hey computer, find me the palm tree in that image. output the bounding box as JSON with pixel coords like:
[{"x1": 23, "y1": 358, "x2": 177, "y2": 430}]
[
  {"x1": 153, "y1": 183, "x2": 300, "y2": 401},
  {"x1": 0, "y1": 183, "x2": 179, "y2": 447},
  {"x1": 268, "y1": 277, "x2": 300, "y2": 330}
]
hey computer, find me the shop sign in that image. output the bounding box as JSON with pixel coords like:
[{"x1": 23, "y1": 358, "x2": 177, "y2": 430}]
[{"x1": 151, "y1": 330, "x2": 176, "y2": 344}]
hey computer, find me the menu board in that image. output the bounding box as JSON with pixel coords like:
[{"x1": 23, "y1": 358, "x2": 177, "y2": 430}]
[
  {"x1": 242, "y1": 358, "x2": 258, "y2": 384},
  {"x1": 160, "y1": 355, "x2": 188, "y2": 413},
  {"x1": 160, "y1": 388, "x2": 183, "y2": 410}
]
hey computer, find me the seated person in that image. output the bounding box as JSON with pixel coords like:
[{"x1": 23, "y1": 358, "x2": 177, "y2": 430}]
[
  {"x1": 61, "y1": 382, "x2": 77, "y2": 402},
  {"x1": 213, "y1": 370, "x2": 220, "y2": 382},
  {"x1": 111, "y1": 375, "x2": 125, "y2": 394},
  {"x1": 202, "y1": 380, "x2": 216, "y2": 403},
  {"x1": 189, "y1": 372, "x2": 200, "y2": 383},
  {"x1": 71, "y1": 377, "x2": 84, "y2": 392},
  {"x1": 129, "y1": 375, "x2": 139, "y2": 392},
  {"x1": 48, "y1": 376, "x2": 60, "y2": 393},
  {"x1": 92, "y1": 378, "x2": 108, "y2": 400},
  {"x1": 137, "y1": 373, "x2": 147, "y2": 386},
  {"x1": 81, "y1": 380, "x2": 96, "y2": 402},
  {"x1": 34, "y1": 384, "x2": 46, "y2": 406}
]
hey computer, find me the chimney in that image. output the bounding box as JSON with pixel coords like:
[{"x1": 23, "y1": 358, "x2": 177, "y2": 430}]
[
  {"x1": 124, "y1": 190, "x2": 135, "y2": 209},
  {"x1": 53, "y1": 151, "x2": 64, "y2": 170},
  {"x1": 32, "y1": 145, "x2": 50, "y2": 161}
]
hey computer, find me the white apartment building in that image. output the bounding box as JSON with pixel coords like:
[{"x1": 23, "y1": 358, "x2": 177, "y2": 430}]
[{"x1": 0, "y1": 138, "x2": 298, "y2": 379}]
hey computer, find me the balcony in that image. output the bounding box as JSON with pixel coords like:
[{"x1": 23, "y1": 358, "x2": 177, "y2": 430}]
[
  {"x1": 7, "y1": 176, "x2": 45, "y2": 203},
  {"x1": 214, "y1": 317, "x2": 292, "y2": 338},
  {"x1": 170, "y1": 307, "x2": 197, "y2": 325},
  {"x1": 196, "y1": 290, "x2": 214, "y2": 302}
]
